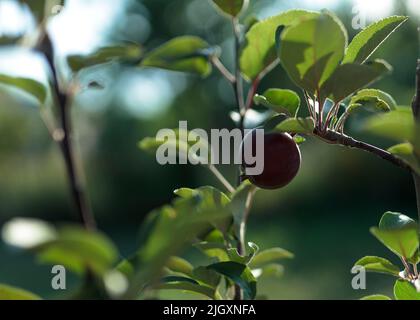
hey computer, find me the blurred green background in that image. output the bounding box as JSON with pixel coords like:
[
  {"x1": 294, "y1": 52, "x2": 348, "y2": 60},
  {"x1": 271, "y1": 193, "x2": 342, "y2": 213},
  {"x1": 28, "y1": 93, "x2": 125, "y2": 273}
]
[{"x1": 0, "y1": 0, "x2": 419, "y2": 299}]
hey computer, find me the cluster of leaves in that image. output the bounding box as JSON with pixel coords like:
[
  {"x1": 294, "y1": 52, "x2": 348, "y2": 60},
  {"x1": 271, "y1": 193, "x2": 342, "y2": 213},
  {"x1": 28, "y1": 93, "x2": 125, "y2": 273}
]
[
  {"x1": 0, "y1": 183, "x2": 292, "y2": 300},
  {"x1": 0, "y1": 0, "x2": 296, "y2": 301},
  {"x1": 137, "y1": 6, "x2": 420, "y2": 302},
  {"x1": 120, "y1": 184, "x2": 293, "y2": 300},
  {"x1": 365, "y1": 108, "x2": 420, "y2": 174},
  {"x1": 1, "y1": 0, "x2": 418, "y2": 301},
  {"x1": 258, "y1": 11, "x2": 409, "y2": 138},
  {"x1": 355, "y1": 212, "x2": 420, "y2": 300}
]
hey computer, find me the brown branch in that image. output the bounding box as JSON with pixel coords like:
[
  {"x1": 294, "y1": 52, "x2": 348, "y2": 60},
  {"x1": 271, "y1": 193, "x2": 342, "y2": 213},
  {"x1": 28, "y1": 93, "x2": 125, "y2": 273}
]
[
  {"x1": 37, "y1": 33, "x2": 96, "y2": 230},
  {"x1": 314, "y1": 129, "x2": 412, "y2": 172},
  {"x1": 232, "y1": 17, "x2": 245, "y2": 301}
]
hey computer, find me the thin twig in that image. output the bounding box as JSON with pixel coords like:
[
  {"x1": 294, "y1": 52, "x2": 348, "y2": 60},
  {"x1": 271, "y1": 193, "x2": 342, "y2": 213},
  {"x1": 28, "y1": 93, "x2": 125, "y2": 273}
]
[
  {"x1": 210, "y1": 56, "x2": 236, "y2": 84},
  {"x1": 304, "y1": 91, "x2": 316, "y2": 123},
  {"x1": 244, "y1": 60, "x2": 280, "y2": 111},
  {"x1": 232, "y1": 18, "x2": 246, "y2": 115},
  {"x1": 401, "y1": 257, "x2": 413, "y2": 280},
  {"x1": 37, "y1": 32, "x2": 96, "y2": 230},
  {"x1": 232, "y1": 17, "x2": 246, "y2": 301},
  {"x1": 324, "y1": 102, "x2": 341, "y2": 131},
  {"x1": 245, "y1": 77, "x2": 261, "y2": 112},
  {"x1": 237, "y1": 187, "x2": 257, "y2": 255},
  {"x1": 208, "y1": 164, "x2": 235, "y2": 193}
]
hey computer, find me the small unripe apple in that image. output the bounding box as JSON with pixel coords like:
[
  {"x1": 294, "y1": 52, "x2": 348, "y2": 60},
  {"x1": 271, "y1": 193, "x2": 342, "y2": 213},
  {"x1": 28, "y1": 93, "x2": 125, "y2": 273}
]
[{"x1": 242, "y1": 131, "x2": 301, "y2": 190}]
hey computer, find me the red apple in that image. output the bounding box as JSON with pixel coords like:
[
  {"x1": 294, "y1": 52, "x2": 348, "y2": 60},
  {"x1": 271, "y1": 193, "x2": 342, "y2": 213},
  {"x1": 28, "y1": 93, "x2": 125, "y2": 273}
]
[{"x1": 242, "y1": 131, "x2": 301, "y2": 189}]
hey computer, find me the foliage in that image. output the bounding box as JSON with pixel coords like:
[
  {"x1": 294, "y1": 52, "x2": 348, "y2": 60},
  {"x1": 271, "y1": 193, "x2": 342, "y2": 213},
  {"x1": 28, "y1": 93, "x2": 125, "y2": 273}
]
[
  {"x1": 0, "y1": 0, "x2": 418, "y2": 301},
  {"x1": 356, "y1": 212, "x2": 420, "y2": 300}
]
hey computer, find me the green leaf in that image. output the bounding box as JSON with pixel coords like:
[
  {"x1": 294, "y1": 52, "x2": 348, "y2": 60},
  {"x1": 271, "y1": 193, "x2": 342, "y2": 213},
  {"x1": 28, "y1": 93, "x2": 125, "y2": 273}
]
[
  {"x1": 360, "y1": 294, "x2": 392, "y2": 300},
  {"x1": 116, "y1": 258, "x2": 135, "y2": 278},
  {"x1": 194, "y1": 241, "x2": 230, "y2": 262},
  {"x1": 388, "y1": 143, "x2": 420, "y2": 175},
  {"x1": 370, "y1": 212, "x2": 419, "y2": 259},
  {"x1": 211, "y1": 0, "x2": 248, "y2": 17},
  {"x1": 249, "y1": 247, "x2": 294, "y2": 269},
  {"x1": 320, "y1": 60, "x2": 392, "y2": 102},
  {"x1": 350, "y1": 89, "x2": 397, "y2": 111},
  {"x1": 207, "y1": 262, "x2": 257, "y2": 300},
  {"x1": 240, "y1": 10, "x2": 318, "y2": 81},
  {"x1": 254, "y1": 89, "x2": 301, "y2": 116},
  {"x1": 156, "y1": 279, "x2": 217, "y2": 300},
  {"x1": 274, "y1": 117, "x2": 315, "y2": 134},
  {"x1": 346, "y1": 89, "x2": 397, "y2": 117},
  {"x1": 378, "y1": 211, "x2": 417, "y2": 230},
  {"x1": 36, "y1": 227, "x2": 119, "y2": 276},
  {"x1": 141, "y1": 36, "x2": 213, "y2": 77},
  {"x1": 3, "y1": 220, "x2": 117, "y2": 277},
  {"x1": 364, "y1": 107, "x2": 415, "y2": 142},
  {"x1": 354, "y1": 256, "x2": 400, "y2": 277},
  {"x1": 139, "y1": 128, "x2": 210, "y2": 164},
  {"x1": 263, "y1": 114, "x2": 289, "y2": 132},
  {"x1": 227, "y1": 242, "x2": 259, "y2": 265},
  {"x1": 126, "y1": 197, "x2": 231, "y2": 297},
  {"x1": 408, "y1": 251, "x2": 420, "y2": 265},
  {"x1": 394, "y1": 280, "x2": 420, "y2": 300},
  {"x1": 161, "y1": 275, "x2": 198, "y2": 285},
  {"x1": 194, "y1": 230, "x2": 229, "y2": 261},
  {"x1": 343, "y1": 16, "x2": 408, "y2": 64},
  {"x1": 68, "y1": 44, "x2": 143, "y2": 72},
  {"x1": 138, "y1": 201, "x2": 229, "y2": 263},
  {"x1": 192, "y1": 266, "x2": 221, "y2": 288},
  {"x1": 175, "y1": 186, "x2": 231, "y2": 232},
  {"x1": 166, "y1": 256, "x2": 194, "y2": 277},
  {"x1": 253, "y1": 263, "x2": 285, "y2": 279},
  {"x1": 293, "y1": 135, "x2": 306, "y2": 145},
  {"x1": 389, "y1": 142, "x2": 415, "y2": 155},
  {"x1": 174, "y1": 186, "x2": 230, "y2": 211},
  {"x1": 0, "y1": 74, "x2": 47, "y2": 105},
  {"x1": 279, "y1": 11, "x2": 347, "y2": 93},
  {"x1": 0, "y1": 284, "x2": 41, "y2": 300}
]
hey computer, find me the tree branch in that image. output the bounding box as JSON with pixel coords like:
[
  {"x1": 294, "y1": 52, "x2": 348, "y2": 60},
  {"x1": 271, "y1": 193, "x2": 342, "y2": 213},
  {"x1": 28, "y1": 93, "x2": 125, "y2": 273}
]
[
  {"x1": 314, "y1": 129, "x2": 412, "y2": 172},
  {"x1": 412, "y1": 59, "x2": 420, "y2": 119},
  {"x1": 37, "y1": 33, "x2": 96, "y2": 230},
  {"x1": 232, "y1": 17, "x2": 246, "y2": 301},
  {"x1": 232, "y1": 19, "x2": 246, "y2": 116},
  {"x1": 412, "y1": 59, "x2": 420, "y2": 224}
]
